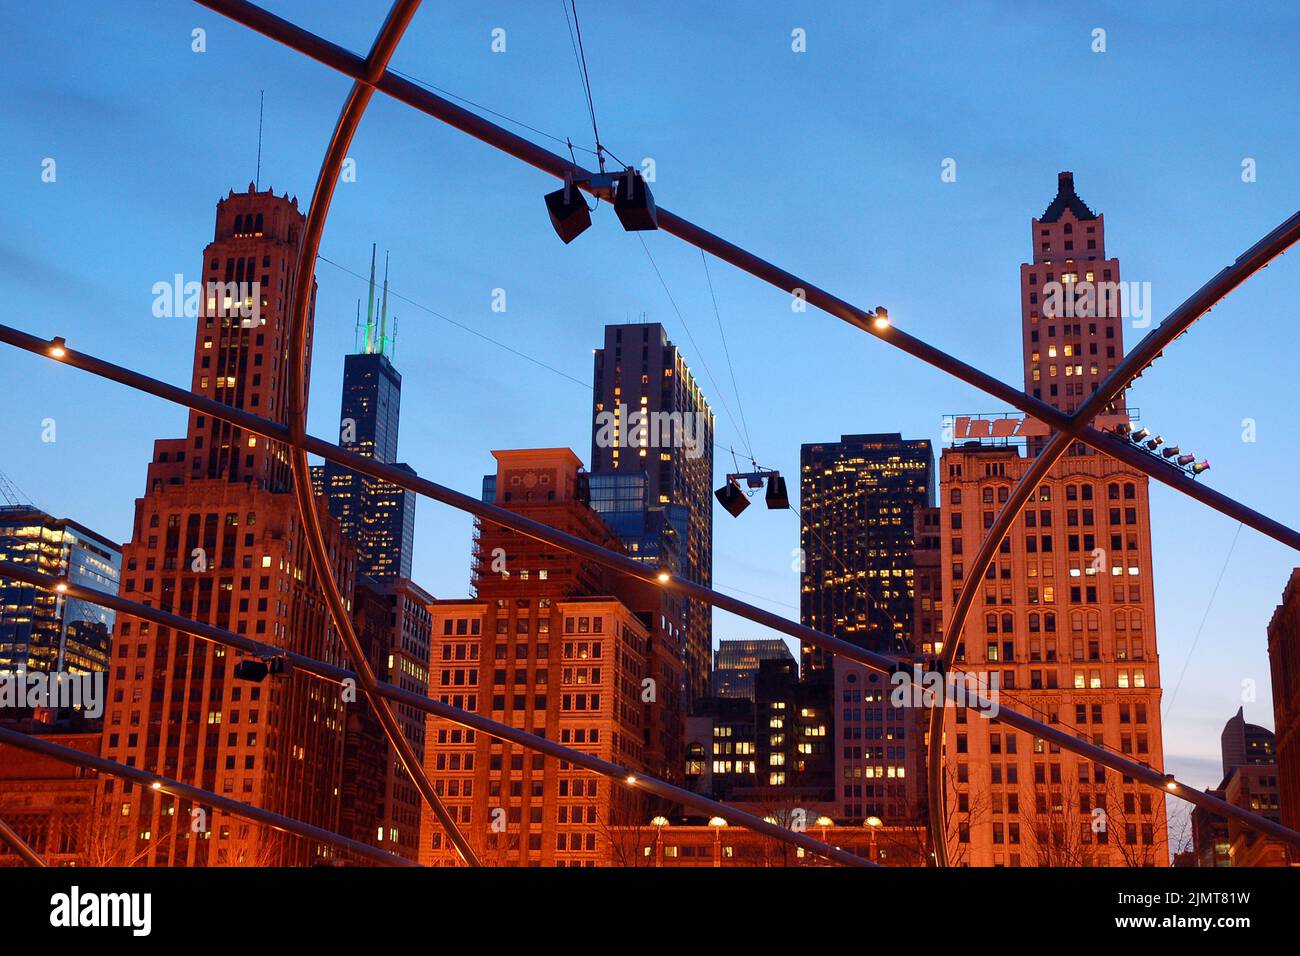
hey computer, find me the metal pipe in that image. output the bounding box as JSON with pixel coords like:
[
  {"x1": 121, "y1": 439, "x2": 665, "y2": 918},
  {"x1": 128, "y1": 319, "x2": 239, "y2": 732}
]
[
  {"x1": 0, "y1": 726, "x2": 417, "y2": 867},
  {"x1": 192, "y1": 0, "x2": 1300, "y2": 553},
  {"x1": 0, "y1": 560, "x2": 872, "y2": 867},
  {"x1": 925, "y1": 430, "x2": 1075, "y2": 865},
  {"x1": 0, "y1": 815, "x2": 48, "y2": 867},
  {"x1": 274, "y1": 0, "x2": 479, "y2": 868},
  {"x1": 1, "y1": 329, "x2": 1294, "y2": 850}
]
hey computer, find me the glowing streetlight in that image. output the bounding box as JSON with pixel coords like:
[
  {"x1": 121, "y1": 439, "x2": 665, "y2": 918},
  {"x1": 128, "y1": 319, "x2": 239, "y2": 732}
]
[
  {"x1": 649, "y1": 815, "x2": 669, "y2": 867},
  {"x1": 709, "y1": 816, "x2": 727, "y2": 867},
  {"x1": 864, "y1": 815, "x2": 882, "y2": 861}
]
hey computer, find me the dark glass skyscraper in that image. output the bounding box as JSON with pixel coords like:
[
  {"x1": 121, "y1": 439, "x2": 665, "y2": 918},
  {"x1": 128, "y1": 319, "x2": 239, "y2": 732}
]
[
  {"x1": 799, "y1": 433, "x2": 935, "y2": 672},
  {"x1": 589, "y1": 322, "x2": 714, "y2": 705},
  {"x1": 311, "y1": 251, "x2": 415, "y2": 580},
  {"x1": 0, "y1": 506, "x2": 121, "y2": 678},
  {"x1": 712, "y1": 638, "x2": 794, "y2": 700}
]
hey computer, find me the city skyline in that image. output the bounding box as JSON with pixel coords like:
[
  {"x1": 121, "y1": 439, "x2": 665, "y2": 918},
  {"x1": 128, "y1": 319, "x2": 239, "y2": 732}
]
[{"x1": 3, "y1": 0, "x2": 1299, "y2": 810}]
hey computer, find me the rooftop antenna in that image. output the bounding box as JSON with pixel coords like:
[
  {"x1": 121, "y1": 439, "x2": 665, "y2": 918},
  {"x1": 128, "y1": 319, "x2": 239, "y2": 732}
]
[
  {"x1": 363, "y1": 243, "x2": 377, "y2": 354},
  {"x1": 353, "y1": 298, "x2": 362, "y2": 353},
  {"x1": 379, "y1": 251, "x2": 390, "y2": 358},
  {"x1": 255, "y1": 90, "x2": 265, "y2": 190}
]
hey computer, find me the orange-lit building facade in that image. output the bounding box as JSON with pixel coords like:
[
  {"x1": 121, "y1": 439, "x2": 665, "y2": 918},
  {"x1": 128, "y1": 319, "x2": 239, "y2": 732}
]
[
  {"x1": 419, "y1": 449, "x2": 683, "y2": 866},
  {"x1": 938, "y1": 173, "x2": 1167, "y2": 866},
  {"x1": 95, "y1": 187, "x2": 356, "y2": 867},
  {"x1": 607, "y1": 820, "x2": 926, "y2": 867},
  {"x1": 0, "y1": 728, "x2": 101, "y2": 866},
  {"x1": 1268, "y1": 568, "x2": 1300, "y2": 847}
]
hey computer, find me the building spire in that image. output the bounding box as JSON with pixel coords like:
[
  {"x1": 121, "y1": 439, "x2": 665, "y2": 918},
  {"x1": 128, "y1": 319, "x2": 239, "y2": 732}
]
[
  {"x1": 363, "y1": 243, "x2": 377, "y2": 354},
  {"x1": 255, "y1": 90, "x2": 265, "y2": 191},
  {"x1": 379, "y1": 251, "x2": 390, "y2": 358}
]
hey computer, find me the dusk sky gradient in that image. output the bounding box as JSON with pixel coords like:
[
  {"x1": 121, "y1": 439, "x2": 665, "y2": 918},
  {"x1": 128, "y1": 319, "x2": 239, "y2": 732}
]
[{"x1": 3, "y1": 1, "x2": 1299, "y2": 808}]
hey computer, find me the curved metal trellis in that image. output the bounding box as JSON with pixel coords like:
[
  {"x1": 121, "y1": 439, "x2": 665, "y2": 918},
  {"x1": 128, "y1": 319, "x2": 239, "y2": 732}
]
[
  {"x1": 277, "y1": 0, "x2": 481, "y2": 868},
  {"x1": 0, "y1": 560, "x2": 873, "y2": 868},
  {"x1": 3, "y1": 321, "x2": 1298, "y2": 865},
  {"x1": 0, "y1": 0, "x2": 1295, "y2": 869},
  {"x1": 193, "y1": 0, "x2": 1300, "y2": 868}
]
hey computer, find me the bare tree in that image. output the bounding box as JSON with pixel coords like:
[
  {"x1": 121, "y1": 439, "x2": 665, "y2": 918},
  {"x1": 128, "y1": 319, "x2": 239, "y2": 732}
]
[
  {"x1": 1018, "y1": 776, "x2": 1090, "y2": 866},
  {"x1": 598, "y1": 787, "x2": 651, "y2": 866}
]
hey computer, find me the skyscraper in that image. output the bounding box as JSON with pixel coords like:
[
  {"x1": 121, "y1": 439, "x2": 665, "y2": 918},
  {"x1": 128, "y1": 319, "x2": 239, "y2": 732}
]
[
  {"x1": 938, "y1": 172, "x2": 1167, "y2": 866},
  {"x1": 311, "y1": 248, "x2": 415, "y2": 581},
  {"x1": 799, "y1": 433, "x2": 935, "y2": 671},
  {"x1": 96, "y1": 186, "x2": 355, "y2": 866},
  {"x1": 590, "y1": 322, "x2": 714, "y2": 706},
  {"x1": 1021, "y1": 172, "x2": 1126, "y2": 421},
  {"x1": 712, "y1": 638, "x2": 794, "y2": 700},
  {"x1": 1192, "y1": 709, "x2": 1283, "y2": 867},
  {"x1": 0, "y1": 507, "x2": 121, "y2": 681}
]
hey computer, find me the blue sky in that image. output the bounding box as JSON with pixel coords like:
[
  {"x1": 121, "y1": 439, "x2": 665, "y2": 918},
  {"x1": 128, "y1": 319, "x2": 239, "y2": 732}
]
[{"x1": 2, "y1": 1, "x2": 1298, "y2": 803}]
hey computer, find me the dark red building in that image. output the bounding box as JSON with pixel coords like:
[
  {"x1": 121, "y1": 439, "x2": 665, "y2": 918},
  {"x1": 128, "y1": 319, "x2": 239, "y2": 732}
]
[{"x1": 96, "y1": 186, "x2": 355, "y2": 866}]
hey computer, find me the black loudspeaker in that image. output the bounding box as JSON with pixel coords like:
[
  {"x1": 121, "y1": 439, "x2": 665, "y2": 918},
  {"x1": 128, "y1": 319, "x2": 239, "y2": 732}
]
[
  {"x1": 614, "y1": 169, "x2": 658, "y2": 231},
  {"x1": 544, "y1": 184, "x2": 592, "y2": 244},
  {"x1": 765, "y1": 474, "x2": 790, "y2": 510},
  {"x1": 715, "y1": 480, "x2": 749, "y2": 517}
]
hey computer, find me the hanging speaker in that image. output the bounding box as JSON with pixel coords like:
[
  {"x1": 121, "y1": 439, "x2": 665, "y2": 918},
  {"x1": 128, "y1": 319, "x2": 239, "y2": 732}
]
[
  {"x1": 614, "y1": 169, "x2": 658, "y2": 231},
  {"x1": 765, "y1": 474, "x2": 790, "y2": 510},
  {"x1": 715, "y1": 480, "x2": 749, "y2": 517},
  {"x1": 544, "y1": 182, "x2": 592, "y2": 244}
]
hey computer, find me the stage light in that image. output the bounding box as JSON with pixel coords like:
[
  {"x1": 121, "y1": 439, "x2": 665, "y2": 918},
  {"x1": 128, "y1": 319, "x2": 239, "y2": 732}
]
[
  {"x1": 48, "y1": 336, "x2": 67, "y2": 359},
  {"x1": 1161, "y1": 446, "x2": 1181, "y2": 458},
  {"x1": 765, "y1": 473, "x2": 790, "y2": 510},
  {"x1": 1190, "y1": 460, "x2": 1210, "y2": 475},
  {"x1": 1115, "y1": 422, "x2": 1132, "y2": 437},
  {"x1": 873, "y1": 307, "x2": 890, "y2": 330},
  {"x1": 715, "y1": 479, "x2": 749, "y2": 517},
  {"x1": 1130, "y1": 427, "x2": 1150, "y2": 443},
  {"x1": 1176, "y1": 454, "x2": 1196, "y2": 466},
  {"x1": 613, "y1": 168, "x2": 658, "y2": 231},
  {"x1": 544, "y1": 179, "x2": 592, "y2": 244},
  {"x1": 656, "y1": 570, "x2": 670, "y2": 584},
  {"x1": 1145, "y1": 435, "x2": 1163, "y2": 450}
]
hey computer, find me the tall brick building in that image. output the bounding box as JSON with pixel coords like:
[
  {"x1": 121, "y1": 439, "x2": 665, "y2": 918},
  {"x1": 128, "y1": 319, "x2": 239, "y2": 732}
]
[
  {"x1": 1267, "y1": 568, "x2": 1300, "y2": 848},
  {"x1": 419, "y1": 449, "x2": 684, "y2": 866},
  {"x1": 938, "y1": 173, "x2": 1167, "y2": 866},
  {"x1": 95, "y1": 186, "x2": 355, "y2": 866}
]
